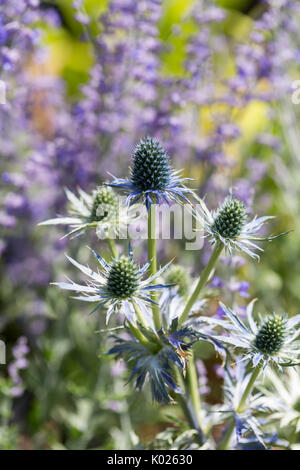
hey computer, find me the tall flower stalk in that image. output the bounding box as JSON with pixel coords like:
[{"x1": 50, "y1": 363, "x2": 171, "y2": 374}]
[
  {"x1": 148, "y1": 204, "x2": 161, "y2": 329},
  {"x1": 179, "y1": 242, "x2": 223, "y2": 325}
]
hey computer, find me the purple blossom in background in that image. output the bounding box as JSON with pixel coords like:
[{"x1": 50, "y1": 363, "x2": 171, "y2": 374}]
[
  {"x1": 228, "y1": 281, "x2": 250, "y2": 298},
  {"x1": 107, "y1": 401, "x2": 123, "y2": 413},
  {"x1": 221, "y1": 256, "x2": 246, "y2": 269},
  {"x1": 8, "y1": 337, "x2": 29, "y2": 397},
  {"x1": 110, "y1": 361, "x2": 126, "y2": 378},
  {"x1": 210, "y1": 276, "x2": 225, "y2": 289},
  {"x1": 213, "y1": 364, "x2": 225, "y2": 380},
  {"x1": 215, "y1": 305, "x2": 226, "y2": 320},
  {"x1": 196, "y1": 360, "x2": 210, "y2": 395}
]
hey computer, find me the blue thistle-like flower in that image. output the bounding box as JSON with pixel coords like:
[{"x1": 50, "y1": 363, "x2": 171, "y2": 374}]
[
  {"x1": 211, "y1": 197, "x2": 247, "y2": 239},
  {"x1": 107, "y1": 321, "x2": 198, "y2": 403},
  {"x1": 193, "y1": 192, "x2": 287, "y2": 259},
  {"x1": 108, "y1": 137, "x2": 194, "y2": 209},
  {"x1": 199, "y1": 300, "x2": 300, "y2": 370},
  {"x1": 52, "y1": 247, "x2": 172, "y2": 324},
  {"x1": 131, "y1": 137, "x2": 171, "y2": 193},
  {"x1": 254, "y1": 316, "x2": 286, "y2": 355},
  {"x1": 39, "y1": 186, "x2": 138, "y2": 238},
  {"x1": 89, "y1": 186, "x2": 119, "y2": 223}
]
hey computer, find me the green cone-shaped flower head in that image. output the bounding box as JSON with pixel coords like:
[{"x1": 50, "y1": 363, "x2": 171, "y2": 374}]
[
  {"x1": 212, "y1": 196, "x2": 247, "y2": 239},
  {"x1": 254, "y1": 316, "x2": 287, "y2": 354},
  {"x1": 166, "y1": 265, "x2": 189, "y2": 297},
  {"x1": 106, "y1": 256, "x2": 140, "y2": 299},
  {"x1": 130, "y1": 137, "x2": 171, "y2": 192},
  {"x1": 90, "y1": 187, "x2": 119, "y2": 223}
]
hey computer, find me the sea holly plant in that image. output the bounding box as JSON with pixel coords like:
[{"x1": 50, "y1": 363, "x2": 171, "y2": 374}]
[
  {"x1": 42, "y1": 136, "x2": 297, "y2": 450},
  {"x1": 198, "y1": 303, "x2": 300, "y2": 449}
]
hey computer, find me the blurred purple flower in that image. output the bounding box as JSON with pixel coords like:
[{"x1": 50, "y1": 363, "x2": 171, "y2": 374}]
[{"x1": 8, "y1": 337, "x2": 29, "y2": 398}]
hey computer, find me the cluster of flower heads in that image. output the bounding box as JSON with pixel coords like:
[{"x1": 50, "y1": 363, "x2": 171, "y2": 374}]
[
  {"x1": 41, "y1": 125, "x2": 300, "y2": 449},
  {"x1": 1, "y1": 0, "x2": 300, "y2": 449},
  {"x1": 47, "y1": 135, "x2": 292, "y2": 408}
]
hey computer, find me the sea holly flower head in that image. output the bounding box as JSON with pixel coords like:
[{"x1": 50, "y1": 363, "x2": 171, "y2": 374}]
[
  {"x1": 106, "y1": 256, "x2": 140, "y2": 299},
  {"x1": 211, "y1": 197, "x2": 247, "y2": 239},
  {"x1": 254, "y1": 316, "x2": 286, "y2": 355},
  {"x1": 52, "y1": 247, "x2": 172, "y2": 324},
  {"x1": 89, "y1": 186, "x2": 119, "y2": 223},
  {"x1": 193, "y1": 191, "x2": 285, "y2": 259},
  {"x1": 131, "y1": 137, "x2": 171, "y2": 193},
  {"x1": 108, "y1": 137, "x2": 194, "y2": 209},
  {"x1": 39, "y1": 186, "x2": 137, "y2": 238},
  {"x1": 199, "y1": 300, "x2": 300, "y2": 370},
  {"x1": 107, "y1": 320, "x2": 198, "y2": 404}
]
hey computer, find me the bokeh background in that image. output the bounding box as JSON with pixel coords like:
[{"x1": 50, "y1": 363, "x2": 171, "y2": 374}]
[{"x1": 1, "y1": 0, "x2": 300, "y2": 449}]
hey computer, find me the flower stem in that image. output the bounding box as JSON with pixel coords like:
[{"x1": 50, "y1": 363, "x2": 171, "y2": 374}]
[
  {"x1": 132, "y1": 300, "x2": 148, "y2": 329},
  {"x1": 107, "y1": 238, "x2": 117, "y2": 258},
  {"x1": 127, "y1": 321, "x2": 157, "y2": 353},
  {"x1": 185, "y1": 352, "x2": 204, "y2": 430},
  {"x1": 179, "y1": 242, "x2": 223, "y2": 325},
  {"x1": 236, "y1": 364, "x2": 262, "y2": 414},
  {"x1": 216, "y1": 419, "x2": 236, "y2": 451},
  {"x1": 147, "y1": 204, "x2": 161, "y2": 330},
  {"x1": 176, "y1": 394, "x2": 204, "y2": 445},
  {"x1": 175, "y1": 370, "x2": 204, "y2": 445},
  {"x1": 217, "y1": 364, "x2": 263, "y2": 450}
]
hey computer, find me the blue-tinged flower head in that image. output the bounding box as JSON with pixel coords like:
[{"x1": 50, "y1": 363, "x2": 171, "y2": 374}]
[
  {"x1": 193, "y1": 191, "x2": 287, "y2": 259},
  {"x1": 211, "y1": 196, "x2": 247, "y2": 239},
  {"x1": 89, "y1": 186, "x2": 119, "y2": 223},
  {"x1": 106, "y1": 320, "x2": 198, "y2": 403},
  {"x1": 199, "y1": 300, "x2": 300, "y2": 370},
  {"x1": 52, "y1": 247, "x2": 172, "y2": 324},
  {"x1": 39, "y1": 186, "x2": 138, "y2": 238},
  {"x1": 254, "y1": 316, "x2": 286, "y2": 355},
  {"x1": 108, "y1": 137, "x2": 194, "y2": 209},
  {"x1": 131, "y1": 137, "x2": 171, "y2": 193},
  {"x1": 106, "y1": 256, "x2": 140, "y2": 299}
]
